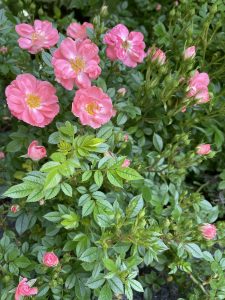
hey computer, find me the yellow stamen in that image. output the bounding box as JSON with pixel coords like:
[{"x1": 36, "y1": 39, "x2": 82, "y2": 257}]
[
  {"x1": 26, "y1": 94, "x2": 41, "y2": 109},
  {"x1": 86, "y1": 102, "x2": 99, "y2": 115},
  {"x1": 70, "y1": 57, "x2": 85, "y2": 74},
  {"x1": 31, "y1": 32, "x2": 39, "y2": 41},
  {"x1": 122, "y1": 40, "x2": 130, "y2": 50}
]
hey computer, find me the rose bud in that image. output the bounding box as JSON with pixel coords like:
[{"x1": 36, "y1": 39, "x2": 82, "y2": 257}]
[
  {"x1": 117, "y1": 87, "x2": 127, "y2": 96},
  {"x1": 27, "y1": 140, "x2": 47, "y2": 161},
  {"x1": 122, "y1": 159, "x2": 131, "y2": 168},
  {"x1": 43, "y1": 252, "x2": 59, "y2": 267},
  {"x1": 184, "y1": 46, "x2": 196, "y2": 60},
  {"x1": 200, "y1": 224, "x2": 217, "y2": 240},
  {"x1": 10, "y1": 205, "x2": 20, "y2": 213},
  {"x1": 196, "y1": 144, "x2": 211, "y2": 155}
]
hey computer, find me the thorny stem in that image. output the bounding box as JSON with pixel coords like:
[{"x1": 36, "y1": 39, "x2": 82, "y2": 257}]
[{"x1": 189, "y1": 273, "x2": 209, "y2": 297}]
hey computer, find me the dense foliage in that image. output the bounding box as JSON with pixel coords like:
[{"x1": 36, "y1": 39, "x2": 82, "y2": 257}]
[{"x1": 0, "y1": 0, "x2": 225, "y2": 299}]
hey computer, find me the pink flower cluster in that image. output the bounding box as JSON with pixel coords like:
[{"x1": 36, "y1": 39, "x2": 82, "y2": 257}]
[
  {"x1": 15, "y1": 252, "x2": 59, "y2": 299},
  {"x1": 52, "y1": 37, "x2": 101, "y2": 90},
  {"x1": 15, "y1": 20, "x2": 59, "y2": 54},
  {"x1": 103, "y1": 24, "x2": 146, "y2": 67},
  {"x1": 187, "y1": 71, "x2": 210, "y2": 104}
]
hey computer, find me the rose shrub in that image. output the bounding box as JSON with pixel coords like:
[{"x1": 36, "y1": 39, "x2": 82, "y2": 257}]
[{"x1": 0, "y1": 0, "x2": 225, "y2": 299}]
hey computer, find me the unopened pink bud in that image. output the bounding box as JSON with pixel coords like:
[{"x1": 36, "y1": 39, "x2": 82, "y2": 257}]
[
  {"x1": 122, "y1": 159, "x2": 131, "y2": 168},
  {"x1": 43, "y1": 252, "x2": 59, "y2": 267},
  {"x1": 10, "y1": 205, "x2": 20, "y2": 213},
  {"x1": 184, "y1": 46, "x2": 196, "y2": 60},
  {"x1": 200, "y1": 224, "x2": 217, "y2": 240},
  {"x1": 117, "y1": 87, "x2": 127, "y2": 96},
  {"x1": 196, "y1": 144, "x2": 211, "y2": 155}
]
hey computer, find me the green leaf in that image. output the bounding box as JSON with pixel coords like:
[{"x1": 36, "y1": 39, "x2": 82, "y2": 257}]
[
  {"x1": 126, "y1": 195, "x2": 144, "y2": 218},
  {"x1": 26, "y1": 188, "x2": 44, "y2": 202},
  {"x1": 40, "y1": 161, "x2": 60, "y2": 172},
  {"x1": 79, "y1": 247, "x2": 98, "y2": 263},
  {"x1": 44, "y1": 185, "x2": 61, "y2": 200},
  {"x1": 128, "y1": 279, "x2": 144, "y2": 292},
  {"x1": 117, "y1": 112, "x2": 128, "y2": 125},
  {"x1": 82, "y1": 170, "x2": 92, "y2": 182},
  {"x1": 48, "y1": 132, "x2": 60, "y2": 144},
  {"x1": 43, "y1": 212, "x2": 61, "y2": 222},
  {"x1": 41, "y1": 51, "x2": 52, "y2": 67},
  {"x1": 108, "y1": 276, "x2": 124, "y2": 294},
  {"x1": 103, "y1": 258, "x2": 117, "y2": 272},
  {"x1": 99, "y1": 283, "x2": 113, "y2": 300},
  {"x1": 96, "y1": 77, "x2": 107, "y2": 92},
  {"x1": 185, "y1": 243, "x2": 203, "y2": 259},
  {"x1": 65, "y1": 274, "x2": 76, "y2": 289},
  {"x1": 15, "y1": 213, "x2": 30, "y2": 235},
  {"x1": 82, "y1": 199, "x2": 95, "y2": 217},
  {"x1": 94, "y1": 170, "x2": 103, "y2": 187},
  {"x1": 15, "y1": 256, "x2": 31, "y2": 268},
  {"x1": 153, "y1": 133, "x2": 163, "y2": 151},
  {"x1": 4, "y1": 183, "x2": 33, "y2": 199},
  {"x1": 44, "y1": 170, "x2": 62, "y2": 190},
  {"x1": 61, "y1": 212, "x2": 79, "y2": 229},
  {"x1": 107, "y1": 170, "x2": 123, "y2": 188},
  {"x1": 116, "y1": 167, "x2": 143, "y2": 181},
  {"x1": 61, "y1": 182, "x2": 73, "y2": 197},
  {"x1": 50, "y1": 152, "x2": 66, "y2": 162},
  {"x1": 86, "y1": 275, "x2": 105, "y2": 289},
  {"x1": 96, "y1": 214, "x2": 112, "y2": 228}
]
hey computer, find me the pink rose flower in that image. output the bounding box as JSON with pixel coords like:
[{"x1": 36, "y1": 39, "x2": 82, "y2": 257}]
[
  {"x1": 15, "y1": 278, "x2": 38, "y2": 300},
  {"x1": 0, "y1": 46, "x2": 8, "y2": 54},
  {"x1": 72, "y1": 86, "x2": 116, "y2": 129},
  {"x1": 52, "y1": 38, "x2": 101, "y2": 90},
  {"x1": 27, "y1": 140, "x2": 47, "y2": 161},
  {"x1": 187, "y1": 71, "x2": 210, "y2": 104},
  {"x1": 196, "y1": 144, "x2": 211, "y2": 155},
  {"x1": 15, "y1": 20, "x2": 59, "y2": 54},
  {"x1": 43, "y1": 252, "x2": 59, "y2": 267},
  {"x1": 0, "y1": 151, "x2": 5, "y2": 159},
  {"x1": 67, "y1": 22, "x2": 93, "y2": 40},
  {"x1": 103, "y1": 24, "x2": 145, "y2": 68},
  {"x1": 122, "y1": 159, "x2": 131, "y2": 168},
  {"x1": 10, "y1": 204, "x2": 20, "y2": 213},
  {"x1": 184, "y1": 46, "x2": 196, "y2": 60},
  {"x1": 147, "y1": 47, "x2": 166, "y2": 65},
  {"x1": 200, "y1": 224, "x2": 217, "y2": 240},
  {"x1": 117, "y1": 87, "x2": 127, "y2": 96},
  {"x1": 5, "y1": 74, "x2": 59, "y2": 127}
]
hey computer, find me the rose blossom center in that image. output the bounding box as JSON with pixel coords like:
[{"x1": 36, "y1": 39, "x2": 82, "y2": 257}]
[
  {"x1": 70, "y1": 57, "x2": 85, "y2": 74},
  {"x1": 122, "y1": 40, "x2": 130, "y2": 50},
  {"x1": 26, "y1": 94, "x2": 41, "y2": 109},
  {"x1": 31, "y1": 31, "x2": 45, "y2": 42},
  {"x1": 85, "y1": 102, "x2": 99, "y2": 115}
]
